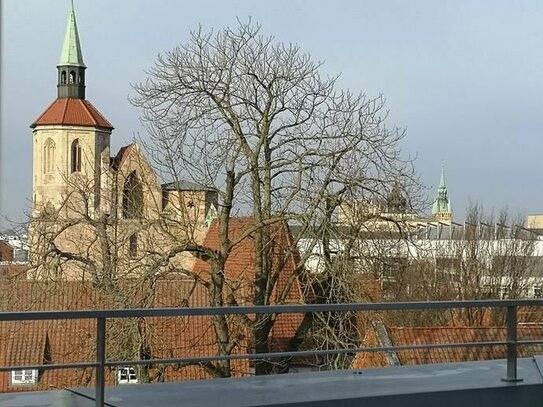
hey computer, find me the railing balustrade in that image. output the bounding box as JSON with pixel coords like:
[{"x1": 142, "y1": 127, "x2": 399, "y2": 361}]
[{"x1": 2, "y1": 299, "x2": 543, "y2": 407}]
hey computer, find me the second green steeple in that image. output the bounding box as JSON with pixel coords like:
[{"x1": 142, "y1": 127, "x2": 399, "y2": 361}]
[{"x1": 432, "y1": 166, "x2": 452, "y2": 223}]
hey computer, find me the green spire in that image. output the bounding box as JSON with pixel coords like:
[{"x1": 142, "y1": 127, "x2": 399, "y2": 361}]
[
  {"x1": 439, "y1": 165, "x2": 446, "y2": 188},
  {"x1": 58, "y1": 0, "x2": 85, "y2": 67},
  {"x1": 432, "y1": 165, "x2": 452, "y2": 214}
]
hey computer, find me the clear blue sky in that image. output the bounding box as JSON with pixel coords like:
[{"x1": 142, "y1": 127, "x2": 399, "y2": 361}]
[{"x1": 2, "y1": 0, "x2": 543, "y2": 226}]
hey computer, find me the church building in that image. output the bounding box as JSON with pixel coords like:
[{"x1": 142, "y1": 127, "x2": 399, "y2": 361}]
[{"x1": 29, "y1": 2, "x2": 217, "y2": 279}]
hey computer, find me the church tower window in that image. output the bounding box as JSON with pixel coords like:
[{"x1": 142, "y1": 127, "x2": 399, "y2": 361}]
[
  {"x1": 61, "y1": 70, "x2": 67, "y2": 85},
  {"x1": 71, "y1": 139, "x2": 81, "y2": 173},
  {"x1": 129, "y1": 234, "x2": 138, "y2": 258},
  {"x1": 43, "y1": 138, "x2": 56, "y2": 174},
  {"x1": 122, "y1": 171, "x2": 144, "y2": 219}
]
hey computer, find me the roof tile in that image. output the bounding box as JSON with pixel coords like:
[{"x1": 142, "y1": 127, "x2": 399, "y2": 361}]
[
  {"x1": 193, "y1": 218, "x2": 305, "y2": 350},
  {"x1": 31, "y1": 98, "x2": 113, "y2": 129},
  {"x1": 352, "y1": 325, "x2": 543, "y2": 369}
]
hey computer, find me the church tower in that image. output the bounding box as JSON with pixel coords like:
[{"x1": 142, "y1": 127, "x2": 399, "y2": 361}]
[
  {"x1": 30, "y1": 0, "x2": 113, "y2": 217},
  {"x1": 432, "y1": 166, "x2": 452, "y2": 223}
]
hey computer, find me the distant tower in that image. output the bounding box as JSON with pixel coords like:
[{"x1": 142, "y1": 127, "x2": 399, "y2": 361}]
[
  {"x1": 30, "y1": 0, "x2": 113, "y2": 216},
  {"x1": 386, "y1": 182, "x2": 408, "y2": 214},
  {"x1": 432, "y1": 166, "x2": 452, "y2": 223}
]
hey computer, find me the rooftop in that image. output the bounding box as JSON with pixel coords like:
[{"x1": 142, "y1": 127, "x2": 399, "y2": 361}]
[
  {"x1": 31, "y1": 99, "x2": 113, "y2": 130},
  {"x1": 2, "y1": 357, "x2": 543, "y2": 407}
]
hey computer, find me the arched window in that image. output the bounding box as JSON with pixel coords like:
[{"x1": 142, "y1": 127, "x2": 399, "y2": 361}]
[
  {"x1": 129, "y1": 234, "x2": 138, "y2": 258},
  {"x1": 122, "y1": 171, "x2": 144, "y2": 219},
  {"x1": 43, "y1": 138, "x2": 56, "y2": 174},
  {"x1": 61, "y1": 70, "x2": 67, "y2": 84},
  {"x1": 69, "y1": 70, "x2": 76, "y2": 84},
  {"x1": 71, "y1": 139, "x2": 81, "y2": 173},
  {"x1": 78, "y1": 71, "x2": 84, "y2": 84}
]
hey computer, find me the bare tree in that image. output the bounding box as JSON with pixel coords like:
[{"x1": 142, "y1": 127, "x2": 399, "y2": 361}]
[
  {"x1": 360, "y1": 204, "x2": 542, "y2": 327},
  {"x1": 131, "y1": 20, "x2": 418, "y2": 375},
  {"x1": 25, "y1": 19, "x2": 418, "y2": 382}
]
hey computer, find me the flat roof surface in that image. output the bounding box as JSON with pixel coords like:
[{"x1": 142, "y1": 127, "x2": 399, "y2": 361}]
[{"x1": 1, "y1": 357, "x2": 543, "y2": 407}]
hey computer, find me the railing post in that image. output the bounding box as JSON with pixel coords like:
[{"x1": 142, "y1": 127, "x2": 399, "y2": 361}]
[
  {"x1": 96, "y1": 317, "x2": 106, "y2": 407},
  {"x1": 502, "y1": 305, "x2": 522, "y2": 382}
]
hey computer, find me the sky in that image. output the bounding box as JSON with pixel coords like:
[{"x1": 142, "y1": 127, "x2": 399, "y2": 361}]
[{"x1": 2, "y1": 0, "x2": 543, "y2": 226}]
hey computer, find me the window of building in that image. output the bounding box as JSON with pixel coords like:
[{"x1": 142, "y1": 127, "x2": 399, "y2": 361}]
[
  {"x1": 61, "y1": 70, "x2": 67, "y2": 84},
  {"x1": 43, "y1": 138, "x2": 56, "y2": 174},
  {"x1": 122, "y1": 171, "x2": 144, "y2": 218},
  {"x1": 435, "y1": 258, "x2": 461, "y2": 283},
  {"x1": 116, "y1": 367, "x2": 138, "y2": 385},
  {"x1": 534, "y1": 286, "x2": 542, "y2": 298},
  {"x1": 11, "y1": 369, "x2": 38, "y2": 385},
  {"x1": 500, "y1": 286, "x2": 509, "y2": 299},
  {"x1": 129, "y1": 234, "x2": 138, "y2": 258},
  {"x1": 71, "y1": 139, "x2": 81, "y2": 173}
]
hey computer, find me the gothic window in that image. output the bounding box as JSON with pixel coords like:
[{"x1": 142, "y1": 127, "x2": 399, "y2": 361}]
[
  {"x1": 69, "y1": 70, "x2": 76, "y2": 84},
  {"x1": 122, "y1": 171, "x2": 144, "y2": 219},
  {"x1": 61, "y1": 70, "x2": 67, "y2": 84},
  {"x1": 43, "y1": 138, "x2": 56, "y2": 174},
  {"x1": 129, "y1": 234, "x2": 138, "y2": 258},
  {"x1": 71, "y1": 139, "x2": 81, "y2": 173}
]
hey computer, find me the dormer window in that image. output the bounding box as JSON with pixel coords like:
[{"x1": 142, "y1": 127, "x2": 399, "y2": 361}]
[
  {"x1": 71, "y1": 139, "x2": 81, "y2": 173},
  {"x1": 11, "y1": 369, "x2": 39, "y2": 386}
]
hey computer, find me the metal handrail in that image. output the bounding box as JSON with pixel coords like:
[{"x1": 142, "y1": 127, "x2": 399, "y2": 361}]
[
  {"x1": 1, "y1": 299, "x2": 543, "y2": 320},
  {"x1": 1, "y1": 299, "x2": 541, "y2": 406}
]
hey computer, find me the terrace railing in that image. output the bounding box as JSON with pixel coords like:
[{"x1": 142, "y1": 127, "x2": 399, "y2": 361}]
[{"x1": 1, "y1": 299, "x2": 543, "y2": 407}]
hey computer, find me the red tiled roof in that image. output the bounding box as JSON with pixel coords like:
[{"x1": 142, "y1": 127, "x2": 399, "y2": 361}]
[
  {"x1": 352, "y1": 325, "x2": 543, "y2": 369},
  {"x1": 389, "y1": 326, "x2": 543, "y2": 365},
  {"x1": 192, "y1": 218, "x2": 305, "y2": 351},
  {"x1": 110, "y1": 144, "x2": 134, "y2": 170},
  {"x1": 2, "y1": 321, "x2": 48, "y2": 367},
  {"x1": 31, "y1": 98, "x2": 113, "y2": 129},
  {"x1": 0, "y1": 279, "x2": 250, "y2": 392}
]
